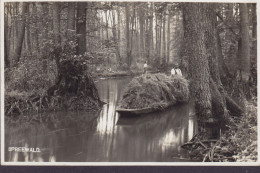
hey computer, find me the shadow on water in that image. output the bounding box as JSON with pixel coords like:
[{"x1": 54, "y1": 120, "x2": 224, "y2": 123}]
[{"x1": 5, "y1": 77, "x2": 198, "y2": 162}]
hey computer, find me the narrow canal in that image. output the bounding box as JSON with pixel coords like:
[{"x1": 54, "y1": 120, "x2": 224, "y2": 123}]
[{"x1": 5, "y1": 77, "x2": 197, "y2": 162}]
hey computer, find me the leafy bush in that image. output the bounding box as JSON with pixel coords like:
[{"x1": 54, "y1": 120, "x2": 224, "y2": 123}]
[
  {"x1": 5, "y1": 58, "x2": 57, "y2": 92},
  {"x1": 119, "y1": 73, "x2": 189, "y2": 109}
]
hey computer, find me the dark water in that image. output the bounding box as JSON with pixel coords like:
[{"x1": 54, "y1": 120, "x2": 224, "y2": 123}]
[{"x1": 5, "y1": 77, "x2": 197, "y2": 162}]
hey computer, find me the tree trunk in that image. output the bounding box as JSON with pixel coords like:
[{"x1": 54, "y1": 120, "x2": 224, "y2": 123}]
[
  {"x1": 139, "y1": 3, "x2": 145, "y2": 59},
  {"x1": 37, "y1": 3, "x2": 44, "y2": 58},
  {"x1": 68, "y1": 2, "x2": 76, "y2": 30},
  {"x1": 150, "y1": 2, "x2": 154, "y2": 51},
  {"x1": 144, "y1": 3, "x2": 149, "y2": 61},
  {"x1": 159, "y1": 15, "x2": 162, "y2": 64},
  {"x1": 76, "y1": 2, "x2": 87, "y2": 55},
  {"x1": 41, "y1": 3, "x2": 49, "y2": 72},
  {"x1": 129, "y1": 3, "x2": 135, "y2": 66},
  {"x1": 167, "y1": 15, "x2": 171, "y2": 63},
  {"x1": 162, "y1": 14, "x2": 166, "y2": 64},
  {"x1": 111, "y1": 10, "x2": 120, "y2": 62},
  {"x1": 12, "y1": 2, "x2": 28, "y2": 67},
  {"x1": 53, "y1": 2, "x2": 61, "y2": 45},
  {"x1": 101, "y1": 15, "x2": 104, "y2": 41},
  {"x1": 252, "y1": 4, "x2": 257, "y2": 40},
  {"x1": 125, "y1": 3, "x2": 131, "y2": 67},
  {"x1": 239, "y1": 3, "x2": 250, "y2": 83},
  {"x1": 251, "y1": 3, "x2": 257, "y2": 87},
  {"x1": 216, "y1": 29, "x2": 225, "y2": 78},
  {"x1": 183, "y1": 3, "x2": 243, "y2": 133},
  {"x1": 183, "y1": 3, "x2": 212, "y2": 121},
  {"x1": 105, "y1": 10, "x2": 109, "y2": 40},
  {"x1": 117, "y1": 6, "x2": 121, "y2": 60},
  {"x1": 147, "y1": 2, "x2": 153, "y2": 63},
  {"x1": 4, "y1": 5, "x2": 10, "y2": 68},
  {"x1": 31, "y1": 3, "x2": 39, "y2": 54},
  {"x1": 26, "y1": 4, "x2": 31, "y2": 55},
  {"x1": 155, "y1": 15, "x2": 158, "y2": 57}
]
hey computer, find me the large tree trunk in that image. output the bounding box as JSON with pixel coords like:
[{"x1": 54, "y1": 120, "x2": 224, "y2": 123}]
[
  {"x1": 251, "y1": 3, "x2": 257, "y2": 90},
  {"x1": 12, "y1": 2, "x2": 28, "y2": 67},
  {"x1": 76, "y1": 2, "x2": 87, "y2": 55},
  {"x1": 47, "y1": 59, "x2": 103, "y2": 111},
  {"x1": 252, "y1": 4, "x2": 257, "y2": 40},
  {"x1": 183, "y1": 3, "x2": 244, "y2": 133},
  {"x1": 183, "y1": 3, "x2": 212, "y2": 121}
]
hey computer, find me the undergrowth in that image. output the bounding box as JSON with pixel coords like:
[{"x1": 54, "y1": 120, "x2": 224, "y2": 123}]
[
  {"x1": 221, "y1": 99, "x2": 257, "y2": 162},
  {"x1": 184, "y1": 98, "x2": 257, "y2": 162}
]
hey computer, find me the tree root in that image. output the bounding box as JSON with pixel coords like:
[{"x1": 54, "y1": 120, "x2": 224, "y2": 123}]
[
  {"x1": 225, "y1": 95, "x2": 244, "y2": 116},
  {"x1": 182, "y1": 132, "x2": 235, "y2": 162}
]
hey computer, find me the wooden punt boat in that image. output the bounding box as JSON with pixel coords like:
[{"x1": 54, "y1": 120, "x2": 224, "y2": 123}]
[
  {"x1": 116, "y1": 107, "x2": 156, "y2": 115},
  {"x1": 116, "y1": 102, "x2": 177, "y2": 116}
]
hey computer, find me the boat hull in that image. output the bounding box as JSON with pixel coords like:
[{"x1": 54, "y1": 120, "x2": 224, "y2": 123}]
[{"x1": 116, "y1": 102, "x2": 178, "y2": 116}]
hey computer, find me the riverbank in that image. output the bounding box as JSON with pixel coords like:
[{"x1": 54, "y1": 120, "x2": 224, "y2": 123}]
[
  {"x1": 183, "y1": 98, "x2": 257, "y2": 162},
  {"x1": 4, "y1": 71, "x2": 135, "y2": 116}
]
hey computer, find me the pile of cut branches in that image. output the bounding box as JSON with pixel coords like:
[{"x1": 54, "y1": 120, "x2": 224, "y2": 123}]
[{"x1": 119, "y1": 73, "x2": 189, "y2": 109}]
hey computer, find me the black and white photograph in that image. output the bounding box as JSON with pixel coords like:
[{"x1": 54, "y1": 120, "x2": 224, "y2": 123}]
[{"x1": 1, "y1": 0, "x2": 258, "y2": 165}]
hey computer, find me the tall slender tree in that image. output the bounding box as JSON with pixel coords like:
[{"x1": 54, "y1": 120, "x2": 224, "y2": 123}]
[
  {"x1": 52, "y1": 2, "x2": 60, "y2": 45},
  {"x1": 117, "y1": 5, "x2": 121, "y2": 60},
  {"x1": 239, "y1": 3, "x2": 250, "y2": 83},
  {"x1": 139, "y1": 3, "x2": 145, "y2": 59},
  {"x1": 166, "y1": 14, "x2": 171, "y2": 63},
  {"x1": 4, "y1": 4, "x2": 10, "y2": 68},
  {"x1": 125, "y1": 3, "x2": 131, "y2": 67},
  {"x1": 12, "y1": 2, "x2": 28, "y2": 67},
  {"x1": 162, "y1": 14, "x2": 166, "y2": 64},
  {"x1": 68, "y1": 2, "x2": 76, "y2": 30}
]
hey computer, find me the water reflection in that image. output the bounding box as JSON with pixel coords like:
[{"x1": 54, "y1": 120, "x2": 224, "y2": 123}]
[{"x1": 5, "y1": 77, "x2": 197, "y2": 162}]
